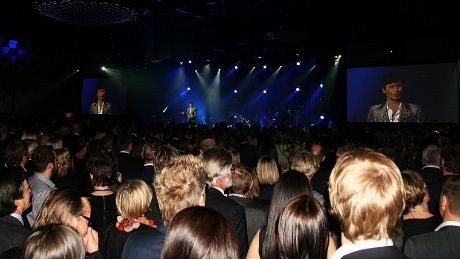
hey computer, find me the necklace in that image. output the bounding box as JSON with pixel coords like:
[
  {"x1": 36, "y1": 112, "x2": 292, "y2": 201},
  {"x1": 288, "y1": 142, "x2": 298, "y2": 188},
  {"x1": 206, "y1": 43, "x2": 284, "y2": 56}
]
[{"x1": 93, "y1": 188, "x2": 111, "y2": 192}]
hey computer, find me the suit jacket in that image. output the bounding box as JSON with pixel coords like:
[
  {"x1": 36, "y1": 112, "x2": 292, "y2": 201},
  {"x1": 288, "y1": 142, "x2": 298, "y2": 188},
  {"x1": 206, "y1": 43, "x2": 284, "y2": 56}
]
[
  {"x1": 121, "y1": 224, "x2": 166, "y2": 259},
  {"x1": 229, "y1": 195, "x2": 268, "y2": 242},
  {"x1": 117, "y1": 152, "x2": 142, "y2": 181},
  {"x1": 367, "y1": 102, "x2": 424, "y2": 122},
  {"x1": 206, "y1": 187, "x2": 249, "y2": 258},
  {"x1": 139, "y1": 165, "x2": 155, "y2": 184},
  {"x1": 404, "y1": 225, "x2": 460, "y2": 259},
  {"x1": 27, "y1": 172, "x2": 55, "y2": 225},
  {"x1": 343, "y1": 246, "x2": 407, "y2": 259},
  {"x1": 420, "y1": 166, "x2": 443, "y2": 215},
  {"x1": 0, "y1": 215, "x2": 30, "y2": 254},
  {"x1": 89, "y1": 102, "x2": 112, "y2": 114}
]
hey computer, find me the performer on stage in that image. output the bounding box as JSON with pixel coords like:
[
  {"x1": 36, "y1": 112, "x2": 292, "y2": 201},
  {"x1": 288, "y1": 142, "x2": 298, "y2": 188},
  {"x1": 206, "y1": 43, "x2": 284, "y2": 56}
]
[
  {"x1": 89, "y1": 85, "x2": 112, "y2": 115},
  {"x1": 181, "y1": 101, "x2": 197, "y2": 127}
]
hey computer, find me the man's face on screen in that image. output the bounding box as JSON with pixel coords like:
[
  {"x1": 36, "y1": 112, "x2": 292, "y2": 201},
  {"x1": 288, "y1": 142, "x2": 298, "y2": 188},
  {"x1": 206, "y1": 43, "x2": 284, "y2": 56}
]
[
  {"x1": 97, "y1": 89, "x2": 106, "y2": 101},
  {"x1": 383, "y1": 81, "x2": 403, "y2": 102}
]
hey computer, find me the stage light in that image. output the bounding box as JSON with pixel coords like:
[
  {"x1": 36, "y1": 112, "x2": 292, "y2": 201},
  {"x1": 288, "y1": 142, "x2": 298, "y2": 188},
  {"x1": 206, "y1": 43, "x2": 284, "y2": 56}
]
[
  {"x1": 187, "y1": 87, "x2": 191, "y2": 91},
  {"x1": 295, "y1": 87, "x2": 300, "y2": 92},
  {"x1": 263, "y1": 89, "x2": 267, "y2": 94},
  {"x1": 76, "y1": 69, "x2": 79, "y2": 72},
  {"x1": 263, "y1": 65, "x2": 267, "y2": 69},
  {"x1": 279, "y1": 65, "x2": 282, "y2": 68},
  {"x1": 320, "y1": 115, "x2": 325, "y2": 120},
  {"x1": 188, "y1": 60, "x2": 192, "y2": 64},
  {"x1": 320, "y1": 83, "x2": 323, "y2": 88},
  {"x1": 194, "y1": 69, "x2": 198, "y2": 73},
  {"x1": 234, "y1": 89, "x2": 238, "y2": 93},
  {"x1": 234, "y1": 65, "x2": 238, "y2": 70},
  {"x1": 296, "y1": 61, "x2": 301, "y2": 66},
  {"x1": 101, "y1": 66, "x2": 106, "y2": 71},
  {"x1": 258, "y1": 56, "x2": 262, "y2": 59},
  {"x1": 389, "y1": 50, "x2": 393, "y2": 53},
  {"x1": 179, "y1": 61, "x2": 183, "y2": 65}
]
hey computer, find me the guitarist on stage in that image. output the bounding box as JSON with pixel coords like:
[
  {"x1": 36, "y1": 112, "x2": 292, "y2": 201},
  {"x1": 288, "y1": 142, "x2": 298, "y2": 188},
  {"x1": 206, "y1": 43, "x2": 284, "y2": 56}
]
[{"x1": 181, "y1": 101, "x2": 197, "y2": 127}]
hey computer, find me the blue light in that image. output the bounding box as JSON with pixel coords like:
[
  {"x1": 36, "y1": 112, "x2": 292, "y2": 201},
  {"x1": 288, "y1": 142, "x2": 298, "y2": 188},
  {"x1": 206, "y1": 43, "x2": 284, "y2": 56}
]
[
  {"x1": 320, "y1": 115, "x2": 325, "y2": 120},
  {"x1": 0, "y1": 47, "x2": 9, "y2": 56},
  {"x1": 9, "y1": 40, "x2": 18, "y2": 49},
  {"x1": 187, "y1": 87, "x2": 191, "y2": 91},
  {"x1": 320, "y1": 83, "x2": 323, "y2": 88},
  {"x1": 263, "y1": 89, "x2": 267, "y2": 94},
  {"x1": 234, "y1": 89, "x2": 238, "y2": 93},
  {"x1": 234, "y1": 65, "x2": 238, "y2": 70},
  {"x1": 295, "y1": 87, "x2": 300, "y2": 92},
  {"x1": 296, "y1": 61, "x2": 301, "y2": 66},
  {"x1": 179, "y1": 61, "x2": 183, "y2": 65},
  {"x1": 263, "y1": 65, "x2": 267, "y2": 69},
  {"x1": 188, "y1": 60, "x2": 192, "y2": 64}
]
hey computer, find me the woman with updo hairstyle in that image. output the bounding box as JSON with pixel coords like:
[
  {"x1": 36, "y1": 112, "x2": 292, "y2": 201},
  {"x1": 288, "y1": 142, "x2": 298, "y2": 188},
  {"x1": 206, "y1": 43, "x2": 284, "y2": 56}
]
[
  {"x1": 20, "y1": 224, "x2": 85, "y2": 259},
  {"x1": 52, "y1": 148, "x2": 75, "y2": 190},
  {"x1": 276, "y1": 195, "x2": 329, "y2": 259},
  {"x1": 401, "y1": 170, "x2": 442, "y2": 242},
  {"x1": 161, "y1": 206, "x2": 238, "y2": 259}
]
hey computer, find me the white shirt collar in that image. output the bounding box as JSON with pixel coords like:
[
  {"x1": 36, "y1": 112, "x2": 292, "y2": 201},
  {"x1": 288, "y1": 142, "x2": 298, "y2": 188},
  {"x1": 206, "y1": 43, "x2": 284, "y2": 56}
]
[
  {"x1": 332, "y1": 239, "x2": 394, "y2": 259},
  {"x1": 386, "y1": 102, "x2": 402, "y2": 123},
  {"x1": 435, "y1": 221, "x2": 460, "y2": 231},
  {"x1": 9, "y1": 212, "x2": 24, "y2": 226},
  {"x1": 144, "y1": 163, "x2": 154, "y2": 167},
  {"x1": 228, "y1": 193, "x2": 246, "y2": 198},
  {"x1": 119, "y1": 151, "x2": 130, "y2": 154},
  {"x1": 422, "y1": 165, "x2": 441, "y2": 170},
  {"x1": 212, "y1": 186, "x2": 226, "y2": 196}
]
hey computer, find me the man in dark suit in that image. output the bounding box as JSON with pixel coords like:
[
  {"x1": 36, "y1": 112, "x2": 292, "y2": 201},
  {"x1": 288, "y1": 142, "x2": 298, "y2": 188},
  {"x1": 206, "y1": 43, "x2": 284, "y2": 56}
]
[
  {"x1": 117, "y1": 134, "x2": 142, "y2": 181},
  {"x1": 122, "y1": 155, "x2": 207, "y2": 259},
  {"x1": 89, "y1": 85, "x2": 112, "y2": 114},
  {"x1": 367, "y1": 75, "x2": 424, "y2": 122},
  {"x1": 330, "y1": 149, "x2": 406, "y2": 259},
  {"x1": 404, "y1": 176, "x2": 460, "y2": 258},
  {"x1": 228, "y1": 163, "x2": 268, "y2": 242},
  {"x1": 0, "y1": 168, "x2": 31, "y2": 254},
  {"x1": 420, "y1": 144, "x2": 443, "y2": 215},
  {"x1": 203, "y1": 148, "x2": 249, "y2": 258}
]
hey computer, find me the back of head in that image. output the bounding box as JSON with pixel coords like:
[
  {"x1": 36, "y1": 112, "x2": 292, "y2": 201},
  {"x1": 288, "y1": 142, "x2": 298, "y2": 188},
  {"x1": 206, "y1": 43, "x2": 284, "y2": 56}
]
[
  {"x1": 32, "y1": 145, "x2": 55, "y2": 172},
  {"x1": 0, "y1": 168, "x2": 26, "y2": 216},
  {"x1": 155, "y1": 155, "x2": 207, "y2": 225},
  {"x1": 401, "y1": 170, "x2": 427, "y2": 213},
  {"x1": 55, "y1": 148, "x2": 71, "y2": 177},
  {"x1": 118, "y1": 134, "x2": 133, "y2": 152},
  {"x1": 199, "y1": 138, "x2": 217, "y2": 153},
  {"x1": 116, "y1": 179, "x2": 153, "y2": 219},
  {"x1": 154, "y1": 144, "x2": 179, "y2": 173},
  {"x1": 141, "y1": 141, "x2": 156, "y2": 162},
  {"x1": 329, "y1": 148, "x2": 405, "y2": 242},
  {"x1": 441, "y1": 143, "x2": 460, "y2": 175},
  {"x1": 4, "y1": 139, "x2": 26, "y2": 167},
  {"x1": 256, "y1": 155, "x2": 279, "y2": 184},
  {"x1": 161, "y1": 206, "x2": 238, "y2": 259},
  {"x1": 291, "y1": 151, "x2": 318, "y2": 179},
  {"x1": 34, "y1": 189, "x2": 83, "y2": 228},
  {"x1": 263, "y1": 170, "x2": 312, "y2": 259},
  {"x1": 441, "y1": 176, "x2": 460, "y2": 216},
  {"x1": 422, "y1": 144, "x2": 441, "y2": 166},
  {"x1": 276, "y1": 195, "x2": 329, "y2": 259},
  {"x1": 201, "y1": 147, "x2": 232, "y2": 184},
  {"x1": 229, "y1": 163, "x2": 253, "y2": 195},
  {"x1": 86, "y1": 153, "x2": 116, "y2": 186},
  {"x1": 20, "y1": 224, "x2": 85, "y2": 259}
]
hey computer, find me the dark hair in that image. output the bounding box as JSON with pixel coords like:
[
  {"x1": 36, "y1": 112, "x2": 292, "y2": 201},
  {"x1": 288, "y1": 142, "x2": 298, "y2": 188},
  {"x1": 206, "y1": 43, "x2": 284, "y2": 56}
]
[
  {"x1": 262, "y1": 170, "x2": 312, "y2": 259},
  {"x1": 381, "y1": 73, "x2": 403, "y2": 89},
  {"x1": 161, "y1": 206, "x2": 238, "y2": 259},
  {"x1": 119, "y1": 134, "x2": 134, "y2": 151},
  {"x1": 4, "y1": 139, "x2": 26, "y2": 167},
  {"x1": 0, "y1": 168, "x2": 26, "y2": 216},
  {"x1": 229, "y1": 163, "x2": 253, "y2": 195},
  {"x1": 442, "y1": 176, "x2": 460, "y2": 215},
  {"x1": 442, "y1": 143, "x2": 460, "y2": 175},
  {"x1": 276, "y1": 195, "x2": 329, "y2": 259},
  {"x1": 32, "y1": 145, "x2": 55, "y2": 172},
  {"x1": 20, "y1": 224, "x2": 85, "y2": 259},
  {"x1": 86, "y1": 153, "x2": 116, "y2": 186},
  {"x1": 96, "y1": 85, "x2": 105, "y2": 91}
]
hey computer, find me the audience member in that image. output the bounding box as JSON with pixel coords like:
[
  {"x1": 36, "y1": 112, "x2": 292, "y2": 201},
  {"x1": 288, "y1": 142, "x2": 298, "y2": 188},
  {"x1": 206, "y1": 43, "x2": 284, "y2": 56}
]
[
  {"x1": 420, "y1": 145, "x2": 443, "y2": 214},
  {"x1": 257, "y1": 155, "x2": 279, "y2": 201},
  {"x1": 291, "y1": 151, "x2": 325, "y2": 206}
]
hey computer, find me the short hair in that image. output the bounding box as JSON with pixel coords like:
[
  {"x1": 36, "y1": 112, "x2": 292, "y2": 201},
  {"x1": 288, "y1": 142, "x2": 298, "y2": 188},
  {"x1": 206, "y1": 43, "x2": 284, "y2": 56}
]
[
  {"x1": 422, "y1": 145, "x2": 441, "y2": 166},
  {"x1": 229, "y1": 163, "x2": 253, "y2": 195},
  {"x1": 45, "y1": 137, "x2": 63, "y2": 150},
  {"x1": 154, "y1": 144, "x2": 179, "y2": 173},
  {"x1": 401, "y1": 170, "x2": 427, "y2": 213},
  {"x1": 20, "y1": 224, "x2": 85, "y2": 259},
  {"x1": 154, "y1": 155, "x2": 207, "y2": 225},
  {"x1": 116, "y1": 180, "x2": 153, "y2": 219},
  {"x1": 161, "y1": 206, "x2": 238, "y2": 259},
  {"x1": 32, "y1": 145, "x2": 55, "y2": 172},
  {"x1": 0, "y1": 168, "x2": 26, "y2": 216},
  {"x1": 86, "y1": 153, "x2": 116, "y2": 186},
  {"x1": 381, "y1": 73, "x2": 403, "y2": 88},
  {"x1": 118, "y1": 134, "x2": 133, "y2": 151},
  {"x1": 199, "y1": 138, "x2": 216, "y2": 153},
  {"x1": 276, "y1": 195, "x2": 329, "y2": 259},
  {"x1": 96, "y1": 85, "x2": 105, "y2": 91},
  {"x1": 291, "y1": 151, "x2": 318, "y2": 179},
  {"x1": 34, "y1": 189, "x2": 84, "y2": 229},
  {"x1": 55, "y1": 148, "x2": 71, "y2": 177},
  {"x1": 329, "y1": 148, "x2": 405, "y2": 241},
  {"x1": 202, "y1": 147, "x2": 232, "y2": 184},
  {"x1": 441, "y1": 176, "x2": 460, "y2": 215},
  {"x1": 262, "y1": 170, "x2": 312, "y2": 259},
  {"x1": 256, "y1": 155, "x2": 279, "y2": 184},
  {"x1": 441, "y1": 143, "x2": 460, "y2": 175},
  {"x1": 4, "y1": 139, "x2": 26, "y2": 167}
]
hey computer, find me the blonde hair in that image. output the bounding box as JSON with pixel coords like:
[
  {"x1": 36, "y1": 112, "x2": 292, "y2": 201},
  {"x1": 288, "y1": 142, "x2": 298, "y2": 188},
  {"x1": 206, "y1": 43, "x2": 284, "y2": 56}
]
[
  {"x1": 329, "y1": 148, "x2": 405, "y2": 242},
  {"x1": 55, "y1": 148, "x2": 71, "y2": 177},
  {"x1": 257, "y1": 156, "x2": 279, "y2": 184},
  {"x1": 155, "y1": 155, "x2": 207, "y2": 225},
  {"x1": 291, "y1": 151, "x2": 318, "y2": 179},
  {"x1": 142, "y1": 142, "x2": 156, "y2": 162},
  {"x1": 116, "y1": 180, "x2": 153, "y2": 219},
  {"x1": 401, "y1": 170, "x2": 427, "y2": 212},
  {"x1": 46, "y1": 137, "x2": 63, "y2": 150}
]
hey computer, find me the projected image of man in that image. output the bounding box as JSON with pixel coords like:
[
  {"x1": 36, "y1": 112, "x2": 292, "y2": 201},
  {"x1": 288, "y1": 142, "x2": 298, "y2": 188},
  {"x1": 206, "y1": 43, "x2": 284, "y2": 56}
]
[
  {"x1": 89, "y1": 85, "x2": 112, "y2": 115},
  {"x1": 367, "y1": 76, "x2": 424, "y2": 122}
]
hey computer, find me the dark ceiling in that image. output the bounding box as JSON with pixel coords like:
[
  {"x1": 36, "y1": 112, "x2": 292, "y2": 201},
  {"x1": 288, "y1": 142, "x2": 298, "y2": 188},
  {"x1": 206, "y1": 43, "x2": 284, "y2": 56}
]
[{"x1": 1, "y1": 0, "x2": 459, "y2": 73}]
